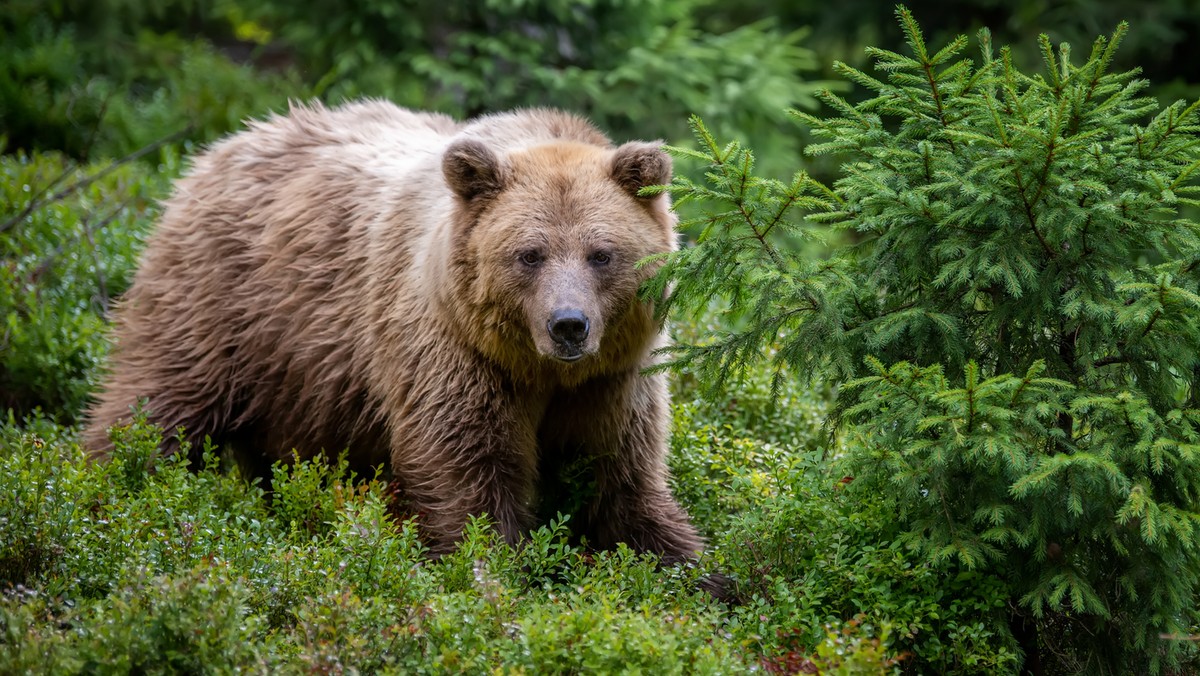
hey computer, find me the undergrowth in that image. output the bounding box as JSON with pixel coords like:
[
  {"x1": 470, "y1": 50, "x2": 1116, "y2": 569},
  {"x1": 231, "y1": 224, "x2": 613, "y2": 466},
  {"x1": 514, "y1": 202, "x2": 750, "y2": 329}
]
[{"x1": 0, "y1": 369, "x2": 1017, "y2": 673}]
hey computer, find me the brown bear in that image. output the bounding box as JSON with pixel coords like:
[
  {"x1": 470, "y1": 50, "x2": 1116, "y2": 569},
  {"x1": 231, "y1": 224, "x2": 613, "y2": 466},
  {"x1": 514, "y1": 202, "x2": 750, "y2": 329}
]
[{"x1": 84, "y1": 100, "x2": 704, "y2": 564}]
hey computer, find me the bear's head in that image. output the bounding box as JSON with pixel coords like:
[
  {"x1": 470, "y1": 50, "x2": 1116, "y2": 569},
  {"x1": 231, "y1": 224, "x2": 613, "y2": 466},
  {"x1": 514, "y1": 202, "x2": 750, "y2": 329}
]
[{"x1": 442, "y1": 137, "x2": 675, "y2": 378}]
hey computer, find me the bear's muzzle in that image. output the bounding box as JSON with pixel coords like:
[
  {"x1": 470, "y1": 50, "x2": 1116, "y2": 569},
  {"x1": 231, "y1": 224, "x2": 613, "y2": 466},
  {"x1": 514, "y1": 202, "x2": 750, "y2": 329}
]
[{"x1": 547, "y1": 309, "x2": 590, "y2": 361}]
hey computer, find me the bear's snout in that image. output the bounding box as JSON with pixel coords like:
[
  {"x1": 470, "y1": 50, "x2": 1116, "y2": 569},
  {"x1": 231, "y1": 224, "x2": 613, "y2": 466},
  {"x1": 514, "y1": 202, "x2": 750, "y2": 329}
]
[{"x1": 548, "y1": 309, "x2": 590, "y2": 359}]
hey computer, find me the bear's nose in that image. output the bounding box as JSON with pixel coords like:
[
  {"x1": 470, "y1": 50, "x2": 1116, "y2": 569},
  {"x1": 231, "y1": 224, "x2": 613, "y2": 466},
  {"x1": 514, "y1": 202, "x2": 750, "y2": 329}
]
[{"x1": 548, "y1": 309, "x2": 590, "y2": 347}]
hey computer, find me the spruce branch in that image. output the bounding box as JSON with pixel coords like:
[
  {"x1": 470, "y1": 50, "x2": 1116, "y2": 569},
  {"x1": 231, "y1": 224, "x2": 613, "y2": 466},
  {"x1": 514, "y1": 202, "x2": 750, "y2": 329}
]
[{"x1": 649, "y1": 9, "x2": 1200, "y2": 668}]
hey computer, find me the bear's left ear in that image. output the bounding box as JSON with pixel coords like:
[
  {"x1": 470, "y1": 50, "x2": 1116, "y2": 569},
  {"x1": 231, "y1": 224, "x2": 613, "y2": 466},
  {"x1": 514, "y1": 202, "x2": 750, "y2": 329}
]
[
  {"x1": 443, "y1": 139, "x2": 509, "y2": 202},
  {"x1": 611, "y1": 142, "x2": 672, "y2": 199}
]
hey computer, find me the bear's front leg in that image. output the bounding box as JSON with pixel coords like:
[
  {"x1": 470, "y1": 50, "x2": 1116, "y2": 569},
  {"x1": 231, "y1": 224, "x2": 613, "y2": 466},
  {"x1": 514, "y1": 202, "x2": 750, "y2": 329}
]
[
  {"x1": 385, "y1": 370, "x2": 540, "y2": 555},
  {"x1": 546, "y1": 371, "x2": 704, "y2": 563}
]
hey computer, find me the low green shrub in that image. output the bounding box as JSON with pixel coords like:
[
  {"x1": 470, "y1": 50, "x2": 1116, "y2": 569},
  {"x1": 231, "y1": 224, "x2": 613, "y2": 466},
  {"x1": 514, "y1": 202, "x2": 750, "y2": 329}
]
[
  {"x1": 669, "y1": 342, "x2": 832, "y2": 536},
  {"x1": 4, "y1": 412, "x2": 907, "y2": 673},
  {"x1": 78, "y1": 566, "x2": 264, "y2": 674},
  {"x1": 714, "y1": 464, "x2": 1019, "y2": 672},
  {"x1": 269, "y1": 451, "x2": 381, "y2": 539},
  {"x1": 0, "y1": 414, "x2": 84, "y2": 588},
  {"x1": 0, "y1": 152, "x2": 172, "y2": 420}
]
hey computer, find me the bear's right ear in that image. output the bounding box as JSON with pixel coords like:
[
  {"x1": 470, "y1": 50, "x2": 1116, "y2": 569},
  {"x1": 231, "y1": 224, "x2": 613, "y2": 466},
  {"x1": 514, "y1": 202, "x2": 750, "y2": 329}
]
[{"x1": 443, "y1": 139, "x2": 508, "y2": 202}]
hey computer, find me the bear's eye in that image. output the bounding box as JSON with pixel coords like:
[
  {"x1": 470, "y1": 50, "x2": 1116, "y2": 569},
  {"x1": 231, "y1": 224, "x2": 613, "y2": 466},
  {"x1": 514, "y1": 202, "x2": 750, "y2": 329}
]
[
  {"x1": 589, "y1": 251, "x2": 612, "y2": 266},
  {"x1": 518, "y1": 251, "x2": 544, "y2": 267}
]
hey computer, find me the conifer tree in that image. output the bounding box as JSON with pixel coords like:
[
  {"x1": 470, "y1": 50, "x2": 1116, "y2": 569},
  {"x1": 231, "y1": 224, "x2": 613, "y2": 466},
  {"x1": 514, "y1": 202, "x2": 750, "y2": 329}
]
[{"x1": 646, "y1": 7, "x2": 1200, "y2": 672}]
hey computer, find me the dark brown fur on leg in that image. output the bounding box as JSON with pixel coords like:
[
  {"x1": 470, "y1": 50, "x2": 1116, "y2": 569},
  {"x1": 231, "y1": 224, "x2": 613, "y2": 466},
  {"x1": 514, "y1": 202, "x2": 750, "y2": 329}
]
[
  {"x1": 541, "y1": 371, "x2": 712, "y2": 576},
  {"x1": 385, "y1": 357, "x2": 540, "y2": 553}
]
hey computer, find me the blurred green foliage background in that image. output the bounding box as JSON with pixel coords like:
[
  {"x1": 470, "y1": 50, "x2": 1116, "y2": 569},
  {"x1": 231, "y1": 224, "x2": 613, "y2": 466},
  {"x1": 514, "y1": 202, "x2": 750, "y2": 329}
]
[{"x1": 4, "y1": 0, "x2": 1197, "y2": 169}]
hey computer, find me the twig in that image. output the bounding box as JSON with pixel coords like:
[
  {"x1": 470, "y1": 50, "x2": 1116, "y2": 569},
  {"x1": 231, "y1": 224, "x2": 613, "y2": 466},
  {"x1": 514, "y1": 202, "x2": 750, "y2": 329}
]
[
  {"x1": 4, "y1": 96, "x2": 112, "y2": 225},
  {"x1": 28, "y1": 192, "x2": 140, "y2": 284},
  {"x1": 82, "y1": 217, "x2": 110, "y2": 313},
  {"x1": 0, "y1": 126, "x2": 190, "y2": 234}
]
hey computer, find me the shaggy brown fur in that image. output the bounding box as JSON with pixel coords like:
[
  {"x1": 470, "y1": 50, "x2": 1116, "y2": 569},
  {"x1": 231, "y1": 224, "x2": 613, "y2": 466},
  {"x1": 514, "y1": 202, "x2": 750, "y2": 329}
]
[{"x1": 85, "y1": 100, "x2": 703, "y2": 562}]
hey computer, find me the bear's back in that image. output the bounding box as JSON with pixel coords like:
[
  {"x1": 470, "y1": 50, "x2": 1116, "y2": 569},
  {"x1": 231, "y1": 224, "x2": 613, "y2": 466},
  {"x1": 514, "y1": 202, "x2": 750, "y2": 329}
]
[{"x1": 89, "y1": 102, "x2": 469, "y2": 464}]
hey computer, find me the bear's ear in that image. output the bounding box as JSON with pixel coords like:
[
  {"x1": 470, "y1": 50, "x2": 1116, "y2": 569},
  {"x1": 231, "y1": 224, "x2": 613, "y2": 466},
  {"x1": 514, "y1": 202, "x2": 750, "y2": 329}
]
[
  {"x1": 611, "y1": 141, "x2": 672, "y2": 198},
  {"x1": 443, "y1": 139, "x2": 508, "y2": 202}
]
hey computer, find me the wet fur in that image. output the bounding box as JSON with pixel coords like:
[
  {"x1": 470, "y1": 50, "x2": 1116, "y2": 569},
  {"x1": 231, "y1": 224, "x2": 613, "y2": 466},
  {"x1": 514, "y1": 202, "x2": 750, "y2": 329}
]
[{"x1": 84, "y1": 100, "x2": 703, "y2": 562}]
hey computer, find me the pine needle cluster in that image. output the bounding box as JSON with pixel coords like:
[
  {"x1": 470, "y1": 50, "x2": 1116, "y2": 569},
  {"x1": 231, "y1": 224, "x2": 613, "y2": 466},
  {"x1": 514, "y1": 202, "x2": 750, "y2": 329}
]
[{"x1": 649, "y1": 6, "x2": 1200, "y2": 672}]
